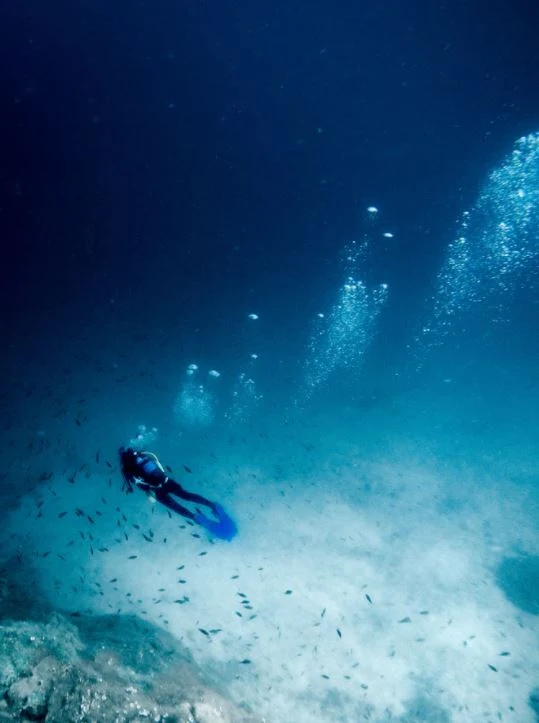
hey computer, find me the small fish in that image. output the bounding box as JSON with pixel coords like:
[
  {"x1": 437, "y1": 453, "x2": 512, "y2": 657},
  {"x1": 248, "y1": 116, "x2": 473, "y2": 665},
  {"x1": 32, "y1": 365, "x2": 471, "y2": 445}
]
[
  {"x1": 239, "y1": 659, "x2": 251, "y2": 664},
  {"x1": 321, "y1": 608, "x2": 326, "y2": 618},
  {"x1": 183, "y1": 465, "x2": 192, "y2": 473},
  {"x1": 336, "y1": 628, "x2": 342, "y2": 638},
  {"x1": 321, "y1": 674, "x2": 329, "y2": 679},
  {"x1": 128, "y1": 555, "x2": 138, "y2": 559},
  {"x1": 166, "y1": 465, "x2": 174, "y2": 473},
  {"x1": 198, "y1": 628, "x2": 210, "y2": 636},
  {"x1": 284, "y1": 589, "x2": 293, "y2": 595},
  {"x1": 488, "y1": 664, "x2": 498, "y2": 672},
  {"x1": 58, "y1": 511, "x2": 68, "y2": 518},
  {"x1": 87, "y1": 515, "x2": 95, "y2": 524},
  {"x1": 231, "y1": 574, "x2": 239, "y2": 579},
  {"x1": 98, "y1": 547, "x2": 109, "y2": 552},
  {"x1": 365, "y1": 594, "x2": 373, "y2": 604},
  {"x1": 96, "y1": 451, "x2": 100, "y2": 463},
  {"x1": 106, "y1": 461, "x2": 113, "y2": 469},
  {"x1": 109, "y1": 578, "x2": 118, "y2": 583},
  {"x1": 198, "y1": 551, "x2": 208, "y2": 556},
  {"x1": 398, "y1": 617, "x2": 411, "y2": 623},
  {"x1": 499, "y1": 651, "x2": 510, "y2": 657},
  {"x1": 142, "y1": 534, "x2": 153, "y2": 542}
]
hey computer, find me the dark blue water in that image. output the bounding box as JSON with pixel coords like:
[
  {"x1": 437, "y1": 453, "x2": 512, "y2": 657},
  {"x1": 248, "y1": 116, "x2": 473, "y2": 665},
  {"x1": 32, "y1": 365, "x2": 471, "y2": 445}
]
[{"x1": 1, "y1": 2, "x2": 538, "y2": 721}]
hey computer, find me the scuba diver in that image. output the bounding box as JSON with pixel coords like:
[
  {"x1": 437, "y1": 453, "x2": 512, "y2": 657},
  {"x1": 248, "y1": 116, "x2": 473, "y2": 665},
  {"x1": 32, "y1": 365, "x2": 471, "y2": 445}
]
[{"x1": 118, "y1": 447, "x2": 237, "y2": 540}]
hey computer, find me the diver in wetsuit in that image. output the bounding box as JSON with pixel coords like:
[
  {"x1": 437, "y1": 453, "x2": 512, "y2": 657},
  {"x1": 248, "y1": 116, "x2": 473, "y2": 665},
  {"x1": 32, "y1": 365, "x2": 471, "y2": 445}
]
[{"x1": 118, "y1": 447, "x2": 237, "y2": 540}]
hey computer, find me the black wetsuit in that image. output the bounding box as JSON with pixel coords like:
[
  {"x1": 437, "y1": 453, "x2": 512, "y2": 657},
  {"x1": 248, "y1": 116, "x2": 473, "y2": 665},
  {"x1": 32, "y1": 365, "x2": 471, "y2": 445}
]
[{"x1": 119, "y1": 447, "x2": 215, "y2": 521}]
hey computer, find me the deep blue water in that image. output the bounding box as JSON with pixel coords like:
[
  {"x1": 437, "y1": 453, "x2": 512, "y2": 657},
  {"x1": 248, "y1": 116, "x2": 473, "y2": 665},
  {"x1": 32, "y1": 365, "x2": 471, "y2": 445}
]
[{"x1": 1, "y1": 2, "x2": 538, "y2": 722}]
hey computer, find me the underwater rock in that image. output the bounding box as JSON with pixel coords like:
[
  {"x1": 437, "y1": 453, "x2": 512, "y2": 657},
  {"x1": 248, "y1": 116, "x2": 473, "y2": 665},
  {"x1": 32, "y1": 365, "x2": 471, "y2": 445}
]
[
  {"x1": 0, "y1": 613, "x2": 260, "y2": 722},
  {"x1": 495, "y1": 554, "x2": 539, "y2": 615}
]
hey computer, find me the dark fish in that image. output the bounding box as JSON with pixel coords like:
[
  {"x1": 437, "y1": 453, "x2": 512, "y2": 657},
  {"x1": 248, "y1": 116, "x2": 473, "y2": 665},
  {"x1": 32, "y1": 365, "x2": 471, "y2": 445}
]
[
  {"x1": 58, "y1": 511, "x2": 68, "y2": 518},
  {"x1": 166, "y1": 465, "x2": 173, "y2": 473},
  {"x1": 109, "y1": 578, "x2": 118, "y2": 583},
  {"x1": 96, "y1": 451, "x2": 100, "y2": 463},
  {"x1": 183, "y1": 465, "x2": 192, "y2": 473},
  {"x1": 336, "y1": 628, "x2": 342, "y2": 638},
  {"x1": 128, "y1": 555, "x2": 138, "y2": 559},
  {"x1": 87, "y1": 515, "x2": 95, "y2": 524},
  {"x1": 488, "y1": 664, "x2": 498, "y2": 672},
  {"x1": 101, "y1": 497, "x2": 107, "y2": 504},
  {"x1": 231, "y1": 574, "x2": 239, "y2": 579},
  {"x1": 177, "y1": 565, "x2": 185, "y2": 570},
  {"x1": 321, "y1": 674, "x2": 329, "y2": 680},
  {"x1": 199, "y1": 551, "x2": 208, "y2": 556},
  {"x1": 239, "y1": 659, "x2": 251, "y2": 664},
  {"x1": 366, "y1": 594, "x2": 373, "y2": 604},
  {"x1": 142, "y1": 534, "x2": 153, "y2": 542},
  {"x1": 321, "y1": 608, "x2": 326, "y2": 618},
  {"x1": 398, "y1": 617, "x2": 411, "y2": 623},
  {"x1": 75, "y1": 419, "x2": 81, "y2": 427},
  {"x1": 106, "y1": 461, "x2": 113, "y2": 468},
  {"x1": 499, "y1": 651, "x2": 510, "y2": 656},
  {"x1": 284, "y1": 590, "x2": 293, "y2": 595},
  {"x1": 198, "y1": 628, "x2": 210, "y2": 636},
  {"x1": 98, "y1": 547, "x2": 109, "y2": 552}
]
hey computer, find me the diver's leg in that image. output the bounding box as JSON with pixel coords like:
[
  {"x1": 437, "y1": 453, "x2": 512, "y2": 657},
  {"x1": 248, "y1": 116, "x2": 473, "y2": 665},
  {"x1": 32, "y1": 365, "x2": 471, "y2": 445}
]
[
  {"x1": 155, "y1": 489, "x2": 195, "y2": 521},
  {"x1": 164, "y1": 479, "x2": 215, "y2": 510}
]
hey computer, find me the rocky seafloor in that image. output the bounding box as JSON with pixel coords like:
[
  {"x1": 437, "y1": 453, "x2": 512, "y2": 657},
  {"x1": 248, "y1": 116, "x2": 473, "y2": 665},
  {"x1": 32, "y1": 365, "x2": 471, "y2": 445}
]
[{"x1": 0, "y1": 562, "x2": 260, "y2": 723}]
